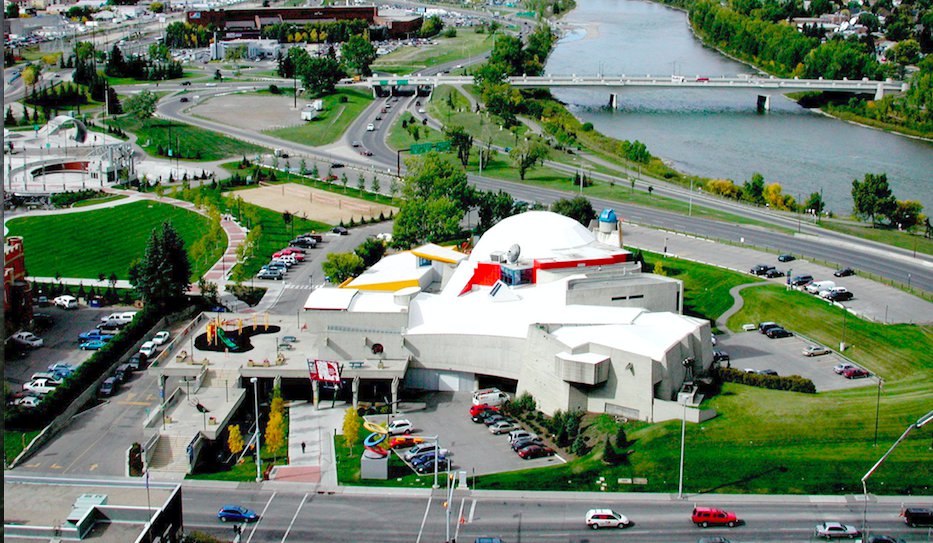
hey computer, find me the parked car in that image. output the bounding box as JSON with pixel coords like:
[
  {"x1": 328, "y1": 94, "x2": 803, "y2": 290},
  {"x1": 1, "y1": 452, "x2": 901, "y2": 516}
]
[
  {"x1": 257, "y1": 269, "x2": 284, "y2": 280},
  {"x1": 765, "y1": 327, "x2": 792, "y2": 338},
  {"x1": 698, "y1": 538, "x2": 733, "y2": 543},
  {"x1": 790, "y1": 274, "x2": 814, "y2": 286},
  {"x1": 778, "y1": 254, "x2": 795, "y2": 262},
  {"x1": 128, "y1": 353, "x2": 145, "y2": 371},
  {"x1": 843, "y1": 367, "x2": 870, "y2": 379},
  {"x1": 12, "y1": 396, "x2": 40, "y2": 408},
  {"x1": 30, "y1": 372, "x2": 63, "y2": 385},
  {"x1": 139, "y1": 341, "x2": 157, "y2": 358},
  {"x1": 758, "y1": 322, "x2": 780, "y2": 334},
  {"x1": 389, "y1": 436, "x2": 424, "y2": 449},
  {"x1": 218, "y1": 505, "x2": 259, "y2": 523},
  {"x1": 713, "y1": 350, "x2": 730, "y2": 362},
  {"x1": 472, "y1": 410, "x2": 500, "y2": 424},
  {"x1": 473, "y1": 388, "x2": 510, "y2": 407},
  {"x1": 764, "y1": 268, "x2": 785, "y2": 278},
  {"x1": 114, "y1": 363, "x2": 132, "y2": 383},
  {"x1": 757, "y1": 369, "x2": 778, "y2": 376},
  {"x1": 53, "y1": 295, "x2": 78, "y2": 309},
  {"x1": 585, "y1": 508, "x2": 631, "y2": 529},
  {"x1": 11, "y1": 331, "x2": 44, "y2": 348},
  {"x1": 470, "y1": 403, "x2": 500, "y2": 417},
  {"x1": 828, "y1": 290, "x2": 854, "y2": 302},
  {"x1": 750, "y1": 264, "x2": 774, "y2": 276},
  {"x1": 820, "y1": 287, "x2": 848, "y2": 300},
  {"x1": 692, "y1": 507, "x2": 740, "y2": 528},
  {"x1": 79, "y1": 339, "x2": 107, "y2": 350},
  {"x1": 333, "y1": 226, "x2": 349, "y2": 235},
  {"x1": 23, "y1": 378, "x2": 59, "y2": 394},
  {"x1": 511, "y1": 436, "x2": 545, "y2": 451},
  {"x1": 815, "y1": 522, "x2": 860, "y2": 539},
  {"x1": 517, "y1": 445, "x2": 555, "y2": 459},
  {"x1": 867, "y1": 536, "x2": 906, "y2": 543},
  {"x1": 152, "y1": 331, "x2": 171, "y2": 345},
  {"x1": 803, "y1": 345, "x2": 830, "y2": 357},
  {"x1": 489, "y1": 420, "x2": 519, "y2": 434},
  {"x1": 290, "y1": 237, "x2": 317, "y2": 248},
  {"x1": 411, "y1": 450, "x2": 446, "y2": 468},
  {"x1": 483, "y1": 413, "x2": 507, "y2": 427},
  {"x1": 834, "y1": 267, "x2": 855, "y2": 277},
  {"x1": 903, "y1": 507, "x2": 933, "y2": 527},
  {"x1": 387, "y1": 419, "x2": 413, "y2": 435},
  {"x1": 79, "y1": 330, "x2": 112, "y2": 342},
  {"x1": 32, "y1": 312, "x2": 54, "y2": 328},
  {"x1": 414, "y1": 456, "x2": 449, "y2": 474},
  {"x1": 507, "y1": 429, "x2": 535, "y2": 443},
  {"x1": 834, "y1": 362, "x2": 857, "y2": 374},
  {"x1": 47, "y1": 363, "x2": 76, "y2": 377},
  {"x1": 404, "y1": 443, "x2": 444, "y2": 462}
]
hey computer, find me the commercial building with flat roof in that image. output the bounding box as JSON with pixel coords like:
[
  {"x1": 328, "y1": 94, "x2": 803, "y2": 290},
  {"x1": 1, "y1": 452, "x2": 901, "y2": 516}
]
[{"x1": 185, "y1": 6, "x2": 423, "y2": 39}]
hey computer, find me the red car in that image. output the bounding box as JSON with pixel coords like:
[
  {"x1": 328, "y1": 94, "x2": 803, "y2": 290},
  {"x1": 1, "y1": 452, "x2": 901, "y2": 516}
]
[
  {"x1": 469, "y1": 404, "x2": 500, "y2": 417},
  {"x1": 517, "y1": 445, "x2": 554, "y2": 459},
  {"x1": 389, "y1": 436, "x2": 424, "y2": 449},
  {"x1": 843, "y1": 367, "x2": 870, "y2": 379},
  {"x1": 692, "y1": 507, "x2": 740, "y2": 528},
  {"x1": 279, "y1": 249, "x2": 305, "y2": 260}
]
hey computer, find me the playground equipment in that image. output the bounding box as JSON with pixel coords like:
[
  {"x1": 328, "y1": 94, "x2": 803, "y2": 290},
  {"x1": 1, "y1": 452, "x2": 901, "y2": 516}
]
[
  {"x1": 205, "y1": 316, "x2": 244, "y2": 350},
  {"x1": 362, "y1": 420, "x2": 390, "y2": 458}
]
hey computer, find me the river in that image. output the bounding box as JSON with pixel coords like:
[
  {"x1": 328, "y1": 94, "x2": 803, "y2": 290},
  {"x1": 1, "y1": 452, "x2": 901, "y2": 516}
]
[{"x1": 543, "y1": 0, "x2": 933, "y2": 215}]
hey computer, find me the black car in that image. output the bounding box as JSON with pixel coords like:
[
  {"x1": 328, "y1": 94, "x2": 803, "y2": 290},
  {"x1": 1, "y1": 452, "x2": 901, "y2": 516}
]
[
  {"x1": 290, "y1": 238, "x2": 316, "y2": 248},
  {"x1": 828, "y1": 290, "x2": 854, "y2": 301},
  {"x1": 765, "y1": 327, "x2": 793, "y2": 338},
  {"x1": 778, "y1": 254, "x2": 795, "y2": 262},
  {"x1": 180, "y1": 97, "x2": 189, "y2": 102},
  {"x1": 414, "y1": 457, "x2": 449, "y2": 474},
  {"x1": 331, "y1": 162, "x2": 345, "y2": 168},
  {"x1": 758, "y1": 369, "x2": 778, "y2": 376},
  {"x1": 713, "y1": 349, "x2": 730, "y2": 362},
  {"x1": 834, "y1": 267, "x2": 855, "y2": 277},
  {"x1": 758, "y1": 322, "x2": 780, "y2": 334},
  {"x1": 764, "y1": 268, "x2": 785, "y2": 278},
  {"x1": 867, "y1": 536, "x2": 906, "y2": 543},
  {"x1": 750, "y1": 264, "x2": 775, "y2": 276},
  {"x1": 332, "y1": 226, "x2": 349, "y2": 235},
  {"x1": 32, "y1": 312, "x2": 54, "y2": 327},
  {"x1": 790, "y1": 275, "x2": 814, "y2": 287}
]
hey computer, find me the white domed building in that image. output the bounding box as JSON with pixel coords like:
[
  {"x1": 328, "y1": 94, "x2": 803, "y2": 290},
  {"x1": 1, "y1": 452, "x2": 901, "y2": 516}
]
[{"x1": 302, "y1": 211, "x2": 714, "y2": 422}]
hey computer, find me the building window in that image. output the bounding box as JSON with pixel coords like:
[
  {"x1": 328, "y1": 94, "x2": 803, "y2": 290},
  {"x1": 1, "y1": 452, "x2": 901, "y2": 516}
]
[
  {"x1": 500, "y1": 265, "x2": 532, "y2": 286},
  {"x1": 417, "y1": 257, "x2": 431, "y2": 267}
]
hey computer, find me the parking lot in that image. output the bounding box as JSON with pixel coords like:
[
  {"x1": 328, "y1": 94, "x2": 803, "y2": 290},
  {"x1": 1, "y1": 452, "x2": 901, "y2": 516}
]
[
  {"x1": 373, "y1": 392, "x2": 566, "y2": 477},
  {"x1": 717, "y1": 328, "x2": 876, "y2": 392},
  {"x1": 5, "y1": 304, "x2": 134, "y2": 389}
]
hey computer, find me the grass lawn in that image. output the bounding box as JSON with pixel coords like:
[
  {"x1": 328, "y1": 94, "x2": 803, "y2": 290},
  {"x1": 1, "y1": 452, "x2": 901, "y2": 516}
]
[
  {"x1": 478, "y1": 284, "x2": 933, "y2": 495},
  {"x1": 188, "y1": 435, "x2": 288, "y2": 482},
  {"x1": 640, "y1": 251, "x2": 751, "y2": 322},
  {"x1": 821, "y1": 220, "x2": 932, "y2": 258},
  {"x1": 387, "y1": 112, "x2": 446, "y2": 150},
  {"x1": 72, "y1": 194, "x2": 128, "y2": 208},
  {"x1": 108, "y1": 116, "x2": 265, "y2": 162},
  {"x1": 106, "y1": 71, "x2": 197, "y2": 87},
  {"x1": 266, "y1": 88, "x2": 373, "y2": 147},
  {"x1": 5, "y1": 200, "x2": 223, "y2": 280},
  {"x1": 334, "y1": 432, "x2": 436, "y2": 488},
  {"x1": 372, "y1": 30, "x2": 494, "y2": 75},
  {"x1": 4, "y1": 430, "x2": 41, "y2": 467}
]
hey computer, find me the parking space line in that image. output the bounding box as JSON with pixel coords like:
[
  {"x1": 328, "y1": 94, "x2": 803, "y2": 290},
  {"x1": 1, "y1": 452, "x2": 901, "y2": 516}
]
[
  {"x1": 280, "y1": 492, "x2": 308, "y2": 543},
  {"x1": 245, "y1": 491, "x2": 277, "y2": 543},
  {"x1": 415, "y1": 493, "x2": 433, "y2": 543}
]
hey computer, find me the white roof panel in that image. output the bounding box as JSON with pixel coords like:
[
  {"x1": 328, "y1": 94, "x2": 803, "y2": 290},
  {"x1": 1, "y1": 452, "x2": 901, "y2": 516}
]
[{"x1": 303, "y1": 288, "x2": 358, "y2": 310}]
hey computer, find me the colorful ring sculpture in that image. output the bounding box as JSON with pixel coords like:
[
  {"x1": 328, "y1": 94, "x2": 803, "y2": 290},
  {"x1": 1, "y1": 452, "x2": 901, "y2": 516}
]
[{"x1": 362, "y1": 420, "x2": 390, "y2": 458}]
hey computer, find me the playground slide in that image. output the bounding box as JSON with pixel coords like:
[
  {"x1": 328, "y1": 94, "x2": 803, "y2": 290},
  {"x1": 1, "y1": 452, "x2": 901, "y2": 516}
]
[{"x1": 215, "y1": 328, "x2": 237, "y2": 350}]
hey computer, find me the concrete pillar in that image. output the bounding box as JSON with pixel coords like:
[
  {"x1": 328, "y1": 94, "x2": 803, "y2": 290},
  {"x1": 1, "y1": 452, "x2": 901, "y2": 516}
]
[
  {"x1": 312, "y1": 380, "x2": 320, "y2": 410},
  {"x1": 391, "y1": 377, "x2": 399, "y2": 415},
  {"x1": 352, "y1": 376, "x2": 360, "y2": 409},
  {"x1": 874, "y1": 82, "x2": 884, "y2": 101},
  {"x1": 608, "y1": 93, "x2": 618, "y2": 109},
  {"x1": 756, "y1": 94, "x2": 771, "y2": 113}
]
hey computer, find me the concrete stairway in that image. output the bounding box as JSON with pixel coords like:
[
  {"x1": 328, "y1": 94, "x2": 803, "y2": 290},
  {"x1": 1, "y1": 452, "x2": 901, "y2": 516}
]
[{"x1": 147, "y1": 435, "x2": 191, "y2": 474}]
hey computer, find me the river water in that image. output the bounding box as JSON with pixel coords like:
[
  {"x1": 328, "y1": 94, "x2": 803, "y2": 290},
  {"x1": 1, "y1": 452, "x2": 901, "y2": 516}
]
[{"x1": 544, "y1": 0, "x2": 933, "y2": 214}]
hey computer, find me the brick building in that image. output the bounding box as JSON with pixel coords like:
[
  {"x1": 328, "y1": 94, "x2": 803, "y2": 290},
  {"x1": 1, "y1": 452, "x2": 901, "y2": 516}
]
[{"x1": 4, "y1": 236, "x2": 33, "y2": 336}]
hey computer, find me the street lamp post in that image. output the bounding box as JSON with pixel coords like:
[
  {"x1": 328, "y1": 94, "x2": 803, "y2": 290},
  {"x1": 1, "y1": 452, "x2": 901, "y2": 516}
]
[
  {"x1": 677, "y1": 397, "x2": 687, "y2": 499},
  {"x1": 860, "y1": 409, "x2": 933, "y2": 538},
  {"x1": 251, "y1": 377, "x2": 262, "y2": 483}
]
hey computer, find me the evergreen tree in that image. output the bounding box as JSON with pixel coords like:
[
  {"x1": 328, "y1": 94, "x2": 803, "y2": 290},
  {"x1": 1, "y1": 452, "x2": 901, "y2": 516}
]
[{"x1": 128, "y1": 221, "x2": 192, "y2": 310}]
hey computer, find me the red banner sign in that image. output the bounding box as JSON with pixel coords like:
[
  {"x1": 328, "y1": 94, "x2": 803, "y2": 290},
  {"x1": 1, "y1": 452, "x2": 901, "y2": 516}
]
[{"x1": 308, "y1": 359, "x2": 341, "y2": 383}]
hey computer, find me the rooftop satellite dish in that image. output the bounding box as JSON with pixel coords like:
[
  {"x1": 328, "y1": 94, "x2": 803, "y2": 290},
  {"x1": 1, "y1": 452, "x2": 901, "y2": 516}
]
[{"x1": 507, "y1": 244, "x2": 521, "y2": 263}]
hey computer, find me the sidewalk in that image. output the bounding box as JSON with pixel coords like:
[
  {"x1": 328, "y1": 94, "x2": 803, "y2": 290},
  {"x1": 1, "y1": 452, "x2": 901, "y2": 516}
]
[{"x1": 270, "y1": 401, "x2": 346, "y2": 486}]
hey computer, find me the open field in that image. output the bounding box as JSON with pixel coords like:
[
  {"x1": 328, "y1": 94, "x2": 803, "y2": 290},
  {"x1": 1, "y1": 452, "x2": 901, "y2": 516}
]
[
  {"x1": 230, "y1": 183, "x2": 397, "y2": 225},
  {"x1": 372, "y1": 30, "x2": 494, "y2": 75},
  {"x1": 265, "y1": 88, "x2": 373, "y2": 146},
  {"x1": 5, "y1": 200, "x2": 222, "y2": 280},
  {"x1": 110, "y1": 116, "x2": 265, "y2": 161}
]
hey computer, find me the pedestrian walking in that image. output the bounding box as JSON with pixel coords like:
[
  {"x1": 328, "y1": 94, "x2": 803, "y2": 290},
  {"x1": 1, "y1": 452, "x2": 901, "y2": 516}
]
[{"x1": 301, "y1": 441, "x2": 306, "y2": 454}]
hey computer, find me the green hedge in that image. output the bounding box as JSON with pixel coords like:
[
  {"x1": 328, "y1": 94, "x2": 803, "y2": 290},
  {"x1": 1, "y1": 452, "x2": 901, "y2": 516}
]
[
  {"x1": 715, "y1": 367, "x2": 816, "y2": 394},
  {"x1": 5, "y1": 307, "x2": 161, "y2": 431}
]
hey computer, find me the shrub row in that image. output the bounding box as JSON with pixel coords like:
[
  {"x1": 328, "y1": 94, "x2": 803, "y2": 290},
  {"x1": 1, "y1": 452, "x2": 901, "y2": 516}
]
[
  {"x1": 5, "y1": 307, "x2": 160, "y2": 431},
  {"x1": 715, "y1": 367, "x2": 816, "y2": 394}
]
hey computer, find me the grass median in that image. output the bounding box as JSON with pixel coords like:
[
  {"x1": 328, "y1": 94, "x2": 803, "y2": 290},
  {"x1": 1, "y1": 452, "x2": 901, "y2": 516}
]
[
  {"x1": 266, "y1": 88, "x2": 373, "y2": 147},
  {"x1": 5, "y1": 200, "x2": 223, "y2": 280}
]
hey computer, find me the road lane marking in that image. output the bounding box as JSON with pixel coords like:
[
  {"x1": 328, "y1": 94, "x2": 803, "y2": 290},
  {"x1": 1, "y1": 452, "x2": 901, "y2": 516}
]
[
  {"x1": 50, "y1": 463, "x2": 62, "y2": 469},
  {"x1": 88, "y1": 464, "x2": 97, "y2": 471},
  {"x1": 468, "y1": 499, "x2": 476, "y2": 523},
  {"x1": 25, "y1": 463, "x2": 41, "y2": 468},
  {"x1": 245, "y1": 491, "x2": 276, "y2": 543},
  {"x1": 454, "y1": 497, "x2": 466, "y2": 541},
  {"x1": 280, "y1": 492, "x2": 308, "y2": 542},
  {"x1": 415, "y1": 493, "x2": 433, "y2": 543}
]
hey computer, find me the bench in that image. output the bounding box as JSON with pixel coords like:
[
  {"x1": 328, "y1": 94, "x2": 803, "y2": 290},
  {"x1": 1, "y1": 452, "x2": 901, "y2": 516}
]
[{"x1": 348, "y1": 361, "x2": 364, "y2": 369}]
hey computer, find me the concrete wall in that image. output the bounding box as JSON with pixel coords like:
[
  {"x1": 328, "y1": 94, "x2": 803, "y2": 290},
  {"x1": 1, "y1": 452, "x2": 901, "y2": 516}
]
[
  {"x1": 405, "y1": 333, "x2": 527, "y2": 381},
  {"x1": 652, "y1": 398, "x2": 717, "y2": 423},
  {"x1": 565, "y1": 273, "x2": 683, "y2": 314},
  {"x1": 306, "y1": 311, "x2": 407, "y2": 361}
]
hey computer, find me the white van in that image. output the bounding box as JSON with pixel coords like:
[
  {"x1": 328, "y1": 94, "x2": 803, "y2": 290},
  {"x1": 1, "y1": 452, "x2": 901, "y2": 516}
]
[
  {"x1": 53, "y1": 295, "x2": 78, "y2": 309},
  {"x1": 805, "y1": 280, "x2": 835, "y2": 294},
  {"x1": 473, "y1": 388, "x2": 510, "y2": 407}
]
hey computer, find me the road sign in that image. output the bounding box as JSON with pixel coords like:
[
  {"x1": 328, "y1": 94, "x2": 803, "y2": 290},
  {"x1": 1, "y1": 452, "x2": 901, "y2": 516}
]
[
  {"x1": 397, "y1": 80, "x2": 408, "y2": 86},
  {"x1": 435, "y1": 141, "x2": 451, "y2": 152},
  {"x1": 379, "y1": 80, "x2": 388, "y2": 86},
  {"x1": 410, "y1": 142, "x2": 432, "y2": 155}
]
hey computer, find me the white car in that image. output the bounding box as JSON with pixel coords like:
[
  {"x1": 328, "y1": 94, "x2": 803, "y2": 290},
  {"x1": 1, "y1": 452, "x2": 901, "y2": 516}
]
[
  {"x1": 11, "y1": 331, "x2": 44, "y2": 348},
  {"x1": 833, "y1": 362, "x2": 856, "y2": 374},
  {"x1": 152, "y1": 331, "x2": 171, "y2": 346},
  {"x1": 803, "y1": 345, "x2": 830, "y2": 357},
  {"x1": 366, "y1": 123, "x2": 375, "y2": 131},
  {"x1": 30, "y1": 372, "x2": 63, "y2": 385},
  {"x1": 387, "y1": 419, "x2": 413, "y2": 435},
  {"x1": 53, "y1": 295, "x2": 78, "y2": 309},
  {"x1": 139, "y1": 341, "x2": 157, "y2": 358},
  {"x1": 585, "y1": 508, "x2": 631, "y2": 529},
  {"x1": 23, "y1": 378, "x2": 59, "y2": 394},
  {"x1": 815, "y1": 522, "x2": 860, "y2": 539},
  {"x1": 12, "y1": 396, "x2": 40, "y2": 408},
  {"x1": 508, "y1": 429, "x2": 535, "y2": 443}
]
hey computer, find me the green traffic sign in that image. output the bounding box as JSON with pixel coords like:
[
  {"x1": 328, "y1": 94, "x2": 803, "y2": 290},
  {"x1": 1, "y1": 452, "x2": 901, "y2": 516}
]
[
  {"x1": 435, "y1": 141, "x2": 451, "y2": 152},
  {"x1": 410, "y1": 143, "x2": 432, "y2": 155},
  {"x1": 379, "y1": 80, "x2": 388, "y2": 86},
  {"x1": 397, "y1": 80, "x2": 408, "y2": 86}
]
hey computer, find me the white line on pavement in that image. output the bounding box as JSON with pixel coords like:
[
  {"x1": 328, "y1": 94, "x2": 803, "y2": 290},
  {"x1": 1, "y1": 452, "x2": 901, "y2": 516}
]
[
  {"x1": 280, "y1": 492, "x2": 308, "y2": 543},
  {"x1": 246, "y1": 491, "x2": 277, "y2": 543},
  {"x1": 415, "y1": 493, "x2": 434, "y2": 543},
  {"x1": 468, "y1": 499, "x2": 477, "y2": 523},
  {"x1": 454, "y1": 497, "x2": 466, "y2": 541}
]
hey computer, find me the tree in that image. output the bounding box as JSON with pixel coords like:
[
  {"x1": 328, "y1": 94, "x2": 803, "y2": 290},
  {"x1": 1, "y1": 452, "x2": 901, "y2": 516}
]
[
  {"x1": 354, "y1": 238, "x2": 386, "y2": 267},
  {"x1": 128, "y1": 221, "x2": 192, "y2": 310},
  {"x1": 5, "y1": 2, "x2": 19, "y2": 18},
  {"x1": 124, "y1": 90, "x2": 158, "y2": 120},
  {"x1": 509, "y1": 138, "x2": 550, "y2": 180},
  {"x1": 21, "y1": 65, "x2": 41, "y2": 96},
  {"x1": 476, "y1": 189, "x2": 520, "y2": 234},
  {"x1": 763, "y1": 183, "x2": 790, "y2": 210},
  {"x1": 228, "y1": 424, "x2": 245, "y2": 456},
  {"x1": 420, "y1": 15, "x2": 444, "y2": 38},
  {"x1": 550, "y1": 196, "x2": 595, "y2": 226},
  {"x1": 444, "y1": 125, "x2": 473, "y2": 167},
  {"x1": 198, "y1": 277, "x2": 219, "y2": 306},
  {"x1": 298, "y1": 56, "x2": 345, "y2": 97},
  {"x1": 341, "y1": 35, "x2": 376, "y2": 76},
  {"x1": 887, "y1": 39, "x2": 921, "y2": 67},
  {"x1": 322, "y1": 252, "x2": 365, "y2": 283},
  {"x1": 150, "y1": 1, "x2": 164, "y2": 12},
  {"x1": 742, "y1": 173, "x2": 766, "y2": 205},
  {"x1": 889, "y1": 200, "x2": 925, "y2": 230},
  {"x1": 342, "y1": 407, "x2": 362, "y2": 454},
  {"x1": 851, "y1": 173, "x2": 897, "y2": 225},
  {"x1": 393, "y1": 197, "x2": 462, "y2": 248},
  {"x1": 804, "y1": 191, "x2": 825, "y2": 216},
  {"x1": 264, "y1": 411, "x2": 286, "y2": 462}
]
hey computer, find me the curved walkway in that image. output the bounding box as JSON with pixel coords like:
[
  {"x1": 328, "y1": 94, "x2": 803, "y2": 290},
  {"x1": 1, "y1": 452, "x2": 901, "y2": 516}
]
[{"x1": 715, "y1": 281, "x2": 771, "y2": 333}]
